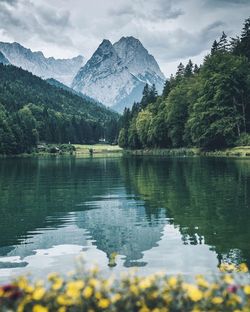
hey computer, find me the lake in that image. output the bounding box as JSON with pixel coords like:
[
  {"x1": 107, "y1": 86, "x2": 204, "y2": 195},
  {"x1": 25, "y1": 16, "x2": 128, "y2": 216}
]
[{"x1": 0, "y1": 156, "x2": 250, "y2": 282}]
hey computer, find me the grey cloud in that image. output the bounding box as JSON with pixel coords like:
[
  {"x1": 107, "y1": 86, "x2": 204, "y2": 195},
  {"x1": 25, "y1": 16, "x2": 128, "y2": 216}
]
[
  {"x1": 0, "y1": 0, "x2": 73, "y2": 46},
  {"x1": 110, "y1": 0, "x2": 184, "y2": 21},
  {"x1": 0, "y1": 0, "x2": 17, "y2": 5},
  {"x1": 203, "y1": 0, "x2": 250, "y2": 7},
  {"x1": 141, "y1": 21, "x2": 225, "y2": 62}
]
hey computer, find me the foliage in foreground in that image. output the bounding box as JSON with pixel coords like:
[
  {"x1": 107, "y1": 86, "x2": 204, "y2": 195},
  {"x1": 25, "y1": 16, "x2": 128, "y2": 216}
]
[{"x1": 1, "y1": 263, "x2": 250, "y2": 312}]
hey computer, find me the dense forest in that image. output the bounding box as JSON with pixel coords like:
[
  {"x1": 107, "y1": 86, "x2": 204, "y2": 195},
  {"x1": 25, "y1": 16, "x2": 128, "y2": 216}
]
[
  {"x1": 118, "y1": 17, "x2": 250, "y2": 151},
  {"x1": 0, "y1": 65, "x2": 119, "y2": 154}
]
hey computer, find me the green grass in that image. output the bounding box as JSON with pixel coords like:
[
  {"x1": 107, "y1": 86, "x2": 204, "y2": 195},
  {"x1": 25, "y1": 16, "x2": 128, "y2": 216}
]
[{"x1": 74, "y1": 144, "x2": 122, "y2": 155}]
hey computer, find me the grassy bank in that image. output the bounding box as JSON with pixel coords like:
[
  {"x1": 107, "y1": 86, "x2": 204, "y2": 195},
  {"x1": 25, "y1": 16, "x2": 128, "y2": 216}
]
[
  {"x1": 0, "y1": 144, "x2": 123, "y2": 158},
  {"x1": 74, "y1": 144, "x2": 122, "y2": 156},
  {"x1": 124, "y1": 146, "x2": 250, "y2": 157}
]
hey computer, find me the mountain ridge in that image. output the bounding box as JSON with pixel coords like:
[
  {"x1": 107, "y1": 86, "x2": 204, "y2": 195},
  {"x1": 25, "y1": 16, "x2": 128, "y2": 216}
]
[{"x1": 0, "y1": 41, "x2": 85, "y2": 86}]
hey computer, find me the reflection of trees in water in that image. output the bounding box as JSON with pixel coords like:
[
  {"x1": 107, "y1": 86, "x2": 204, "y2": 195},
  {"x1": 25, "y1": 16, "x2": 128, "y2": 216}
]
[
  {"x1": 119, "y1": 157, "x2": 250, "y2": 266},
  {"x1": 1, "y1": 156, "x2": 250, "y2": 268},
  {"x1": 0, "y1": 157, "x2": 166, "y2": 267},
  {"x1": 0, "y1": 157, "x2": 122, "y2": 253}
]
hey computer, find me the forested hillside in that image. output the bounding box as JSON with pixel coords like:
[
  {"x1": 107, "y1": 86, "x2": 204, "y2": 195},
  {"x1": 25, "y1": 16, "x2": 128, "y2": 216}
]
[
  {"x1": 118, "y1": 17, "x2": 250, "y2": 151},
  {"x1": 0, "y1": 64, "x2": 119, "y2": 154}
]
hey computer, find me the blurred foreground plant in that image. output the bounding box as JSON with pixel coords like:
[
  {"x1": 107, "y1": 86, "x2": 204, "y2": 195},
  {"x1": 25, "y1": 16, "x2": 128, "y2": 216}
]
[{"x1": 0, "y1": 262, "x2": 250, "y2": 312}]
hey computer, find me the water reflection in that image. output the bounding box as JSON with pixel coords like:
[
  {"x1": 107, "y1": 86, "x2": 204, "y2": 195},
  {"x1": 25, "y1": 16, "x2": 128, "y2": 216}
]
[{"x1": 0, "y1": 156, "x2": 249, "y2": 280}]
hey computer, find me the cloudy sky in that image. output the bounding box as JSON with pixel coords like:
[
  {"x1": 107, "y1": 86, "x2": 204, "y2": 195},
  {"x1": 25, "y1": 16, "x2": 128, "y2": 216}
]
[{"x1": 0, "y1": 0, "x2": 249, "y2": 76}]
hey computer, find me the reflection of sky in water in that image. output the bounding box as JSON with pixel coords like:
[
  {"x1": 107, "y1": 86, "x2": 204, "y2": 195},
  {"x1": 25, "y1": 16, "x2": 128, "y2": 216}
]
[
  {"x1": 0, "y1": 193, "x2": 218, "y2": 282},
  {"x1": 0, "y1": 156, "x2": 249, "y2": 282}
]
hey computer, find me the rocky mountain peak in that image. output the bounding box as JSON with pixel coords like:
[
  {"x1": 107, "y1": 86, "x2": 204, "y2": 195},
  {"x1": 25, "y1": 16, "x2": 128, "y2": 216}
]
[{"x1": 72, "y1": 36, "x2": 165, "y2": 112}]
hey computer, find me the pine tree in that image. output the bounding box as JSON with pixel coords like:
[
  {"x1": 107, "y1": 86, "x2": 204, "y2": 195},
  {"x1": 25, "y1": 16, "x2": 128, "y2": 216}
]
[
  {"x1": 239, "y1": 17, "x2": 250, "y2": 59},
  {"x1": 193, "y1": 64, "x2": 200, "y2": 74},
  {"x1": 217, "y1": 32, "x2": 229, "y2": 52},
  {"x1": 184, "y1": 60, "x2": 193, "y2": 77},
  {"x1": 176, "y1": 63, "x2": 185, "y2": 79},
  {"x1": 211, "y1": 40, "x2": 219, "y2": 54},
  {"x1": 141, "y1": 83, "x2": 150, "y2": 109},
  {"x1": 162, "y1": 80, "x2": 171, "y2": 98},
  {"x1": 149, "y1": 84, "x2": 158, "y2": 103}
]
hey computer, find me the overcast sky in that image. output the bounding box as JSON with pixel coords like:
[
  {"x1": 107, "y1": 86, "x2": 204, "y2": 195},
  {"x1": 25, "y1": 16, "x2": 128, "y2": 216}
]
[{"x1": 0, "y1": 0, "x2": 249, "y2": 76}]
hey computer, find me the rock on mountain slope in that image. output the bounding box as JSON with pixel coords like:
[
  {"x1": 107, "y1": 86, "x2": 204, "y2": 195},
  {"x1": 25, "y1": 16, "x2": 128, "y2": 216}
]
[
  {"x1": 113, "y1": 36, "x2": 165, "y2": 90},
  {"x1": 72, "y1": 37, "x2": 165, "y2": 112},
  {"x1": 0, "y1": 42, "x2": 85, "y2": 86},
  {"x1": 0, "y1": 51, "x2": 10, "y2": 65}
]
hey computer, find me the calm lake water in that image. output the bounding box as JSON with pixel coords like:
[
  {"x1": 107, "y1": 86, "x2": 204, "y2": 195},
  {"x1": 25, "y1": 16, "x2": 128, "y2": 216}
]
[{"x1": 0, "y1": 156, "x2": 250, "y2": 281}]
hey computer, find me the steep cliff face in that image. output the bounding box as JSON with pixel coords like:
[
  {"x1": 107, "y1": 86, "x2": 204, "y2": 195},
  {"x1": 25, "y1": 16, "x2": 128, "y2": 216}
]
[
  {"x1": 72, "y1": 37, "x2": 165, "y2": 112},
  {"x1": 0, "y1": 51, "x2": 10, "y2": 65}
]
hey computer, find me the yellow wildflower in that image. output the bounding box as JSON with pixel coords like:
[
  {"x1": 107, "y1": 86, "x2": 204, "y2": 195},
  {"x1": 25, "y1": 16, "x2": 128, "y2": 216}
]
[
  {"x1": 89, "y1": 278, "x2": 100, "y2": 288},
  {"x1": 47, "y1": 272, "x2": 58, "y2": 281},
  {"x1": 139, "y1": 306, "x2": 150, "y2": 312},
  {"x1": 196, "y1": 276, "x2": 209, "y2": 288},
  {"x1": 18, "y1": 277, "x2": 33, "y2": 292},
  {"x1": 224, "y1": 274, "x2": 234, "y2": 284},
  {"x1": 239, "y1": 263, "x2": 248, "y2": 273},
  {"x1": 32, "y1": 305, "x2": 48, "y2": 312},
  {"x1": 186, "y1": 285, "x2": 203, "y2": 302},
  {"x1": 98, "y1": 298, "x2": 110, "y2": 309},
  {"x1": 244, "y1": 285, "x2": 250, "y2": 295},
  {"x1": 231, "y1": 294, "x2": 242, "y2": 303},
  {"x1": 32, "y1": 287, "x2": 46, "y2": 301},
  {"x1": 83, "y1": 286, "x2": 93, "y2": 298},
  {"x1": 95, "y1": 291, "x2": 102, "y2": 299},
  {"x1": 58, "y1": 307, "x2": 66, "y2": 312},
  {"x1": 66, "y1": 280, "x2": 84, "y2": 298},
  {"x1": 52, "y1": 278, "x2": 64, "y2": 291},
  {"x1": 130, "y1": 284, "x2": 139, "y2": 295},
  {"x1": 139, "y1": 278, "x2": 151, "y2": 290},
  {"x1": 168, "y1": 276, "x2": 177, "y2": 288},
  {"x1": 212, "y1": 297, "x2": 223, "y2": 304},
  {"x1": 57, "y1": 294, "x2": 74, "y2": 306}
]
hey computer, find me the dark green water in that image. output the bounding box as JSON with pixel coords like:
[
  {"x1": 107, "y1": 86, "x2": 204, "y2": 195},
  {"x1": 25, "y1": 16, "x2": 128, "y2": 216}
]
[{"x1": 0, "y1": 156, "x2": 250, "y2": 281}]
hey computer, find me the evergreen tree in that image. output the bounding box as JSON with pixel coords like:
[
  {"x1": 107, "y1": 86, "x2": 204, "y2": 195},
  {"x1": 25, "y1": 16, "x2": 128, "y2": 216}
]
[
  {"x1": 239, "y1": 17, "x2": 250, "y2": 59},
  {"x1": 162, "y1": 80, "x2": 171, "y2": 98},
  {"x1": 141, "y1": 83, "x2": 150, "y2": 109},
  {"x1": 184, "y1": 60, "x2": 193, "y2": 77},
  {"x1": 217, "y1": 32, "x2": 229, "y2": 52},
  {"x1": 148, "y1": 84, "x2": 158, "y2": 103},
  {"x1": 211, "y1": 40, "x2": 219, "y2": 54},
  {"x1": 193, "y1": 64, "x2": 200, "y2": 74},
  {"x1": 176, "y1": 62, "x2": 185, "y2": 80}
]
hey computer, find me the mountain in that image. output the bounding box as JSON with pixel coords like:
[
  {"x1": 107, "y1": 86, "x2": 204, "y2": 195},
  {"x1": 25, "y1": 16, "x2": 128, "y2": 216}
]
[
  {"x1": 72, "y1": 37, "x2": 165, "y2": 112},
  {"x1": 46, "y1": 78, "x2": 106, "y2": 107},
  {"x1": 0, "y1": 51, "x2": 10, "y2": 65},
  {"x1": 0, "y1": 42, "x2": 85, "y2": 86},
  {"x1": 0, "y1": 64, "x2": 119, "y2": 154},
  {"x1": 113, "y1": 36, "x2": 165, "y2": 91}
]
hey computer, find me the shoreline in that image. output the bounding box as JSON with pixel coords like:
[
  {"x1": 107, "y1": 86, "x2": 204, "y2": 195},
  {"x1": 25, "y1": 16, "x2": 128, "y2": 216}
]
[
  {"x1": 123, "y1": 146, "x2": 250, "y2": 158},
  {"x1": 1, "y1": 145, "x2": 250, "y2": 158}
]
